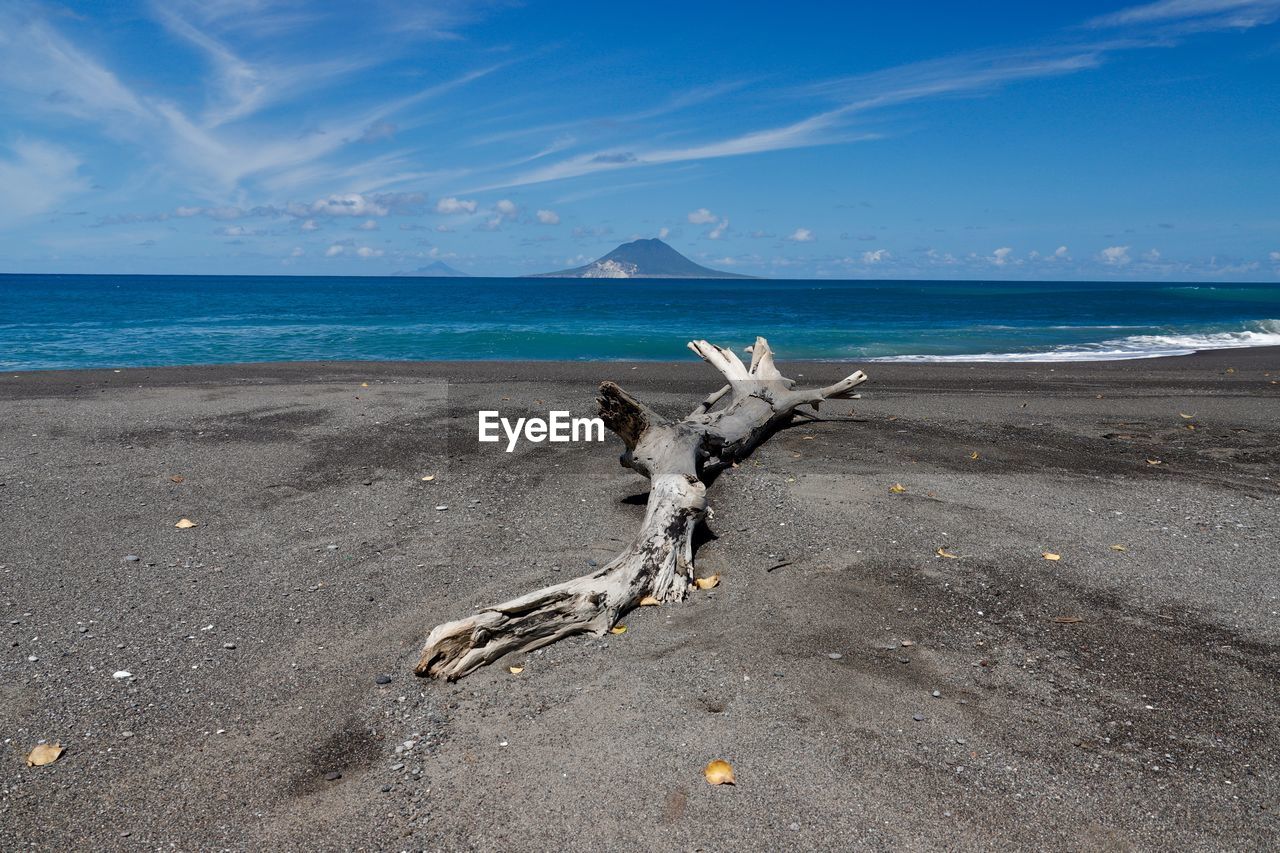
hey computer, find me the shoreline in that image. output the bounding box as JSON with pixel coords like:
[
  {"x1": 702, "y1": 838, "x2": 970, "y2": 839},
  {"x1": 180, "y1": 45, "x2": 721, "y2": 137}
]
[{"x1": 3, "y1": 343, "x2": 1279, "y2": 390}]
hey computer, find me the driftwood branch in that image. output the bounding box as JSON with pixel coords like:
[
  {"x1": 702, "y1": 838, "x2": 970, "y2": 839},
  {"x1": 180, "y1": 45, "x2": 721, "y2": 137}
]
[{"x1": 415, "y1": 337, "x2": 867, "y2": 679}]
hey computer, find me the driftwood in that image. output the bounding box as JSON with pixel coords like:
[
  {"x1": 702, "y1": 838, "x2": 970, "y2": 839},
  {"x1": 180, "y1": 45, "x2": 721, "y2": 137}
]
[{"x1": 415, "y1": 337, "x2": 867, "y2": 679}]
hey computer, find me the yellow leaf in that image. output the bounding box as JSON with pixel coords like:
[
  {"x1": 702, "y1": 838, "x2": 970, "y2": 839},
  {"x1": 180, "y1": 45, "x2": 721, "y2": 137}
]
[
  {"x1": 1146, "y1": 458, "x2": 1162, "y2": 465},
  {"x1": 888, "y1": 483, "x2": 907, "y2": 494},
  {"x1": 609, "y1": 625, "x2": 627, "y2": 635},
  {"x1": 936, "y1": 548, "x2": 959, "y2": 559},
  {"x1": 1110, "y1": 544, "x2": 1127, "y2": 552},
  {"x1": 801, "y1": 435, "x2": 815, "y2": 441},
  {"x1": 361, "y1": 382, "x2": 369, "y2": 388},
  {"x1": 1042, "y1": 552, "x2": 1061, "y2": 561},
  {"x1": 703, "y1": 759, "x2": 735, "y2": 785},
  {"x1": 1185, "y1": 424, "x2": 1196, "y2": 431},
  {"x1": 968, "y1": 451, "x2": 980, "y2": 460},
  {"x1": 694, "y1": 574, "x2": 720, "y2": 590},
  {"x1": 26, "y1": 743, "x2": 64, "y2": 767},
  {"x1": 639, "y1": 595, "x2": 661, "y2": 606},
  {"x1": 175, "y1": 518, "x2": 197, "y2": 529},
  {"x1": 508, "y1": 665, "x2": 524, "y2": 674},
  {"x1": 1178, "y1": 413, "x2": 1194, "y2": 419},
  {"x1": 1225, "y1": 367, "x2": 1235, "y2": 374},
  {"x1": 421, "y1": 474, "x2": 436, "y2": 481}
]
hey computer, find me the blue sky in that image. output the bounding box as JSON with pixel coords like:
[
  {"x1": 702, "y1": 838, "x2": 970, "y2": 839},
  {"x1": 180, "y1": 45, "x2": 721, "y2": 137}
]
[{"x1": 1, "y1": 0, "x2": 1278, "y2": 279}]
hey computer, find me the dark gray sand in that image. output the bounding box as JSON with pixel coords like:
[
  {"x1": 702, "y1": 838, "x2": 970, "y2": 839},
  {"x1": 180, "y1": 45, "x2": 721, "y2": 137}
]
[{"x1": 2, "y1": 349, "x2": 1278, "y2": 850}]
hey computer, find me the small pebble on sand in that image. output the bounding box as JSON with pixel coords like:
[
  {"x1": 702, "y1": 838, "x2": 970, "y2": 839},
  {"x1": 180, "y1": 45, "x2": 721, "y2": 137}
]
[{"x1": 913, "y1": 713, "x2": 925, "y2": 722}]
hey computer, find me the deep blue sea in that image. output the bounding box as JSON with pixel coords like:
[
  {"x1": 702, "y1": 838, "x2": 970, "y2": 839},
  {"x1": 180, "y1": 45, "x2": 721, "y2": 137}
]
[{"x1": 2, "y1": 274, "x2": 1279, "y2": 371}]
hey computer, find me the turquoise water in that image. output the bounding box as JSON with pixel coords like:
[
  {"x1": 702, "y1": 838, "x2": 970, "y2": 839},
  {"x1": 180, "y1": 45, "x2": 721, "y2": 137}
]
[{"x1": 1, "y1": 274, "x2": 1278, "y2": 370}]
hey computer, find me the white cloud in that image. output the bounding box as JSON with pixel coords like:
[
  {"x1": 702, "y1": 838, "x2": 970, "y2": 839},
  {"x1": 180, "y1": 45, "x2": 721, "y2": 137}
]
[
  {"x1": 708, "y1": 218, "x2": 729, "y2": 240},
  {"x1": 1053, "y1": 245, "x2": 1069, "y2": 259},
  {"x1": 290, "y1": 246, "x2": 304, "y2": 257},
  {"x1": 356, "y1": 246, "x2": 383, "y2": 258},
  {"x1": 1270, "y1": 251, "x2": 1280, "y2": 262},
  {"x1": 536, "y1": 209, "x2": 560, "y2": 225},
  {"x1": 436, "y1": 196, "x2": 477, "y2": 214},
  {"x1": 687, "y1": 208, "x2": 718, "y2": 224},
  {"x1": 658, "y1": 227, "x2": 670, "y2": 239},
  {"x1": 310, "y1": 193, "x2": 389, "y2": 217},
  {"x1": 1100, "y1": 245, "x2": 1131, "y2": 265},
  {"x1": 788, "y1": 228, "x2": 815, "y2": 242},
  {"x1": 171, "y1": 205, "x2": 245, "y2": 221},
  {"x1": 992, "y1": 246, "x2": 1013, "y2": 265},
  {"x1": 1088, "y1": 0, "x2": 1280, "y2": 29},
  {"x1": 1143, "y1": 248, "x2": 1162, "y2": 261},
  {"x1": 0, "y1": 139, "x2": 88, "y2": 225},
  {"x1": 217, "y1": 225, "x2": 252, "y2": 237},
  {"x1": 495, "y1": 198, "x2": 518, "y2": 217},
  {"x1": 325, "y1": 244, "x2": 345, "y2": 256},
  {"x1": 862, "y1": 248, "x2": 889, "y2": 263},
  {"x1": 359, "y1": 121, "x2": 397, "y2": 143},
  {"x1": 300, "y1": 219, "x2": 319, "y2": 231},
  {"x1": 0, "y1": 6, "x2": 503, "y2": 197},
  {"x1": 357, "y1": 219, "x2": 379, "y2": 231}
]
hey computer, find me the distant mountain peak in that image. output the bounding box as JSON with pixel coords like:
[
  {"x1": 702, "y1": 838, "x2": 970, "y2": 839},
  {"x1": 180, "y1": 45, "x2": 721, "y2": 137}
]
[
  {"x1": 529, "y1": 238, "x2": 753, "y2": 279},
  {"x1": 395, "y1": 260, "x2": 469, "y2": 278}
]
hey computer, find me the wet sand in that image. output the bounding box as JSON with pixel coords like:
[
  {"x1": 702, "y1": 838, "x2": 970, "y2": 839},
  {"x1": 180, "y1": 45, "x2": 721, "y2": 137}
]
[{"x1": 2, "y1": 348, "x2": 1278, "y2": 850}]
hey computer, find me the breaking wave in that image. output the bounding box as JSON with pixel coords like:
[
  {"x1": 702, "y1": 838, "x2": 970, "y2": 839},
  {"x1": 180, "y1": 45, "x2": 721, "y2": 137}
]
[{"x1": 871, "y1": 320, "x2": 1280, "y2": 363}]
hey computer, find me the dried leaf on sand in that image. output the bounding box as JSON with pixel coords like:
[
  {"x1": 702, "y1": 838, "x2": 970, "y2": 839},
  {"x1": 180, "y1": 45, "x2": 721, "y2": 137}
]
[
  {"x1": 703, "y1": 759, "x2": 735, "y2": 785},
  {"x1": 27, "y1": 743, "x2": 64, "y2": 767}
]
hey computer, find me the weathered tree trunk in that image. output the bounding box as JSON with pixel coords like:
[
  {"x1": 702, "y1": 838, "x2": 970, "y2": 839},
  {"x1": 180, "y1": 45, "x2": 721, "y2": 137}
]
[{"x1": 415, "y1": 337, "x2": 867, "y2": 679}]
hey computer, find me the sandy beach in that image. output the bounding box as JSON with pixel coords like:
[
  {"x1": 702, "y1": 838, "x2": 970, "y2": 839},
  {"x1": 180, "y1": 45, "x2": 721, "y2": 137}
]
[{"x1": 2, "y1": 348, "x2": 1278, "y2": 851}]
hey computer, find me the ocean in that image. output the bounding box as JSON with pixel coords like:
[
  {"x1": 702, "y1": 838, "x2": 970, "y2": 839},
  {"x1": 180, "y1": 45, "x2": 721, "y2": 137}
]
[{"x1": 2, "y1": 274, "x2": 1278, "y2": 371}]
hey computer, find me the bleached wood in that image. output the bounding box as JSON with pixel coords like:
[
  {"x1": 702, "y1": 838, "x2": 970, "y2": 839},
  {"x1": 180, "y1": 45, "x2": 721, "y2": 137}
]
[{"x1": 415, "y1": 337, "x2": 867, "y2": 680}]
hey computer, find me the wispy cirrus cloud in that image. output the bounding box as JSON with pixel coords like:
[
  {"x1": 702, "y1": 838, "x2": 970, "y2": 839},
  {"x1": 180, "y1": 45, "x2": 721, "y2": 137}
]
[
  {"x1": 1087, "y1": 0, "x2": 1280, "y2": 29},
  {"x1": 472, "y1": 0, "x2": 1277, "y2": 192},
  {"x1": 0, "y1": 1, "x2": 506, "y2": 208},
  {"x1": 0, "y1": 139, "x2": 88, "y2": 225}
]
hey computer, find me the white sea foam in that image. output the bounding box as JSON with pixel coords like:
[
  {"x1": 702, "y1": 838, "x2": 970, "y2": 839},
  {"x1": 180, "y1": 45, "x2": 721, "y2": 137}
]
[{"x1": 871, "y1": 320, "x2": 1280, "y2": 363}]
